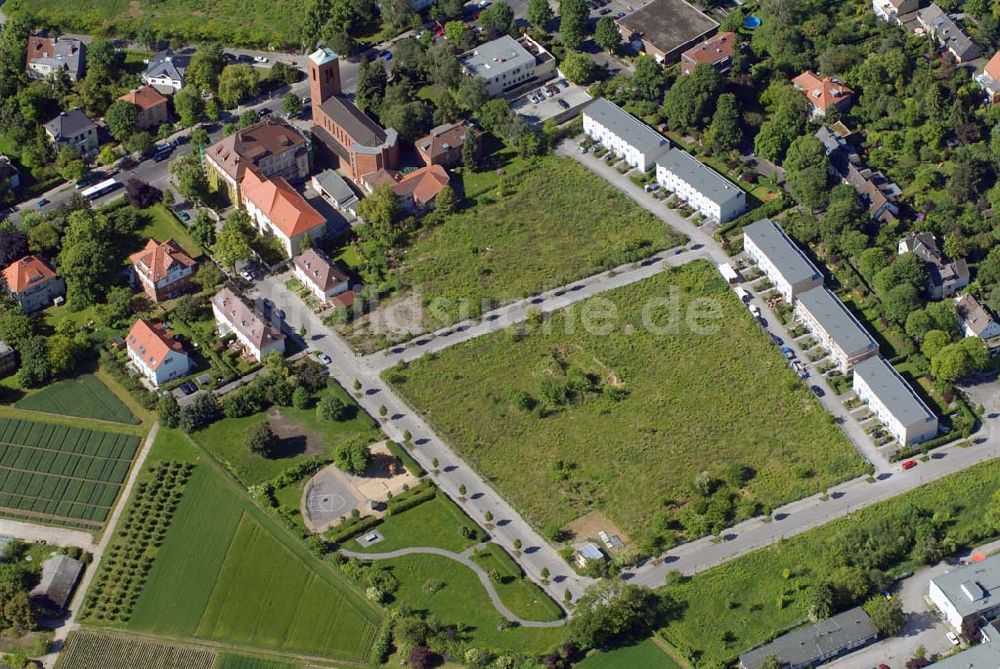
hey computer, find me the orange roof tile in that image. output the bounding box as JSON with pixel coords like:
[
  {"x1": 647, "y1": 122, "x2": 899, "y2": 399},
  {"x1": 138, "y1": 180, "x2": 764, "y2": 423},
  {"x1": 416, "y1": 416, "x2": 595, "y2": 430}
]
[
  {"x1": 792, "y1": 71, "x2": 854, "y2": 113},
  {"x1": 119, "y1": 85, "x2": 168, "y2": 111},
  {"x1": 986, "y1": 52, "x2": 1000, "y2": 83},
  {"x1": 392, "y1": 165, "x2": 450, "y2": 206},
  {"x1": 681, "y1": 32, "x2": 737, "y2": 69},
  {"x1": 2, "y1": 255, "x2": 57, "y2": 294},
  {"x1": 129, "y1": 239, "x2": 196, "y2": 282},
  {"x1": 242, "y1": 169, "x2": 325, "y2": 238},
  {"x1": 126, "y1": 319, "x2": 184, "y2": 371}
]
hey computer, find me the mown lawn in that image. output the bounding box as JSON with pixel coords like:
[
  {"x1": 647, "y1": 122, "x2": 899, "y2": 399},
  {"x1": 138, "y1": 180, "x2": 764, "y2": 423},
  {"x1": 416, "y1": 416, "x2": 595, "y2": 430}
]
[
  {"x1": 15, "y1": 374, "x2": 138, "y2": 425},
  {"x1": 135, "y1": 204, "x2": 204, "y2": 259},
  {"x1": 577, "y1": 638, "x2": 682, "y2": 669},
  {"x1": 384, "y1": 553, "x2": 566, "y2": 655},
  {"x1": 339, "y1": 155, "x2": 685, "y2": 351},
  {"x1": 214, "y1": 654, "x2": 295, "y2": 669},
  {"x1": 127, "y1": 435, "x2": 383, "y2": 663},
  {"x1": 469, "y1": 543, "x2": 564, "y2": 623},
  {"x1": 659, "y1": 457, "x2": 1000, "y2": 666},
  {"x1": 350, "y1": 494, "x2": 479, "y2": 554},
  {"x1": 387, "y1": 261, "x2": 862, "y2": 546},
  {"x1": 190, "y1": 383, "x2": 380, "y2": 486}
]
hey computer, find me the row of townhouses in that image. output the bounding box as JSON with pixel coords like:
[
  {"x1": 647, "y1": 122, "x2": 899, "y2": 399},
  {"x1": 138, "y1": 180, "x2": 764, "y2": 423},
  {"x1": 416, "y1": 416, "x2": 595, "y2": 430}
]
[
  {"x1": 743, "y1": 218, "x2": 939, "y2": 445},
  {"x1": 581, "y1": 98, "x2": 746, "y2": 223}
]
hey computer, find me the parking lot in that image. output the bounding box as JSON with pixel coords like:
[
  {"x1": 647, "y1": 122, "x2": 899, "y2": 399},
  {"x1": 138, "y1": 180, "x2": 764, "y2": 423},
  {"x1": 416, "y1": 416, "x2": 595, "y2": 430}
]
[{"x1": 510, "y1": 78, "x2": 592, "y2": 125}]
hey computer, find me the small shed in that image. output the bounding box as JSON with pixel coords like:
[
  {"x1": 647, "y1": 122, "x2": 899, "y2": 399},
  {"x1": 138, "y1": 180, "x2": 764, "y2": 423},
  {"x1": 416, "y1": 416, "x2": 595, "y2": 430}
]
[
  {"x1": 574, "y1": 542, "x2": 606, "y2": 568},
  {"x1": 719, "y1": 263, "x2": 741, "y2": 284},
  {"x1": 30, "y1": 554, "x2": 83, "y2": 611}
]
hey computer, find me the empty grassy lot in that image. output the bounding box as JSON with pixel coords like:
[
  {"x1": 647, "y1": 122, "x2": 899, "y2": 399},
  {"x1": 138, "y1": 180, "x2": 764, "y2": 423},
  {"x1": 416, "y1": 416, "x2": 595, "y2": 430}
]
[
  {"x1": 15, "y1": 374, "x2": 138, "y2": 425},
  {"x1": 469, "y1": 543, "x2": 564, "y2": 623},
  {"x1": 659, "y1": 457, "x2": 1000, "y2": 666},
  {"x1": 387, "y1": 261, "x2": 862, "y2": 545},
  {"x1": 0, "y1": 417, "x2": 141, "y2": 528},
  {"x1": 127, "y1": 450, "x2": 383, "y2": 662},
  {"x1": 351, "y1": 494, "x2": 479, "y2": 554},
  {"x1": 340, "y1": 155, "x2": 685, "y2": 352},
  {"x1": 577, "y1": 638, "x2": 682, "y2": 669},
  {"x1": 56, "y1": 632, "x2": 216, "y2": 669},
  {"x1": 191, "y1": 383, "x2": 380, "y2": 486},
  {"x1": 385, "y1": 553, "x2": 566, "y2": 655}
]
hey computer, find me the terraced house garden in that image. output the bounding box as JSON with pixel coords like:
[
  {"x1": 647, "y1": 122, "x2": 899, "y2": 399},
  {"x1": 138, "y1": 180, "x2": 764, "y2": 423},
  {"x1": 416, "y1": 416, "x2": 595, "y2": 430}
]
[{"x1": 387, "y1": 261, "x2": 864, "y2": 553}]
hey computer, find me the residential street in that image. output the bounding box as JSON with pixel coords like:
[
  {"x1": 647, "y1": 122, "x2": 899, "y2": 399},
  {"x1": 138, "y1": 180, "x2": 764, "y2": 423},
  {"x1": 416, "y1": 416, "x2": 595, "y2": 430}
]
[{"x1": 249, "y1": 273, "x2": 597, "y2": 604}]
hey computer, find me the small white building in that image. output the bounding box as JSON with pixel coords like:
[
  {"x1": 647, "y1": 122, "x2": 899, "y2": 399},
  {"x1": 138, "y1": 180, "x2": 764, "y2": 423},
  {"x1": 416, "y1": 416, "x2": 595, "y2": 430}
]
[
  {"x1": 794, "y1": 286, "x2": 878, "y2": 372},
  {"x1": 582, "y1": 98, "x2": 670, "y2": 172},
  {"x1": 852, "y1": 356, "x2": 938, "y2": 446},
  {"x1": 742, "y1": 219, "x2": 824, "y2": 302},
  {"x1": 293, "y1": 249, "x2": 350, "y2": 306},
  {"x1": 655, "y1": 148, "x2": 746, "y2": 223},
  {"x1": 928, "y1": 553, "x2": 1000, "y2": 630},
  {"x1": 872, "y1": 0, "x2": 918, "y2": 22},
  {"x1": 126, "y1": 319, "x2": 190, "y2": 387},
  {"x1": 211, "y1": 286, "x2": 286, "y2": 362},
  {"x1": 956, "y1": 294, "x2": 1000, "y2": 341}
]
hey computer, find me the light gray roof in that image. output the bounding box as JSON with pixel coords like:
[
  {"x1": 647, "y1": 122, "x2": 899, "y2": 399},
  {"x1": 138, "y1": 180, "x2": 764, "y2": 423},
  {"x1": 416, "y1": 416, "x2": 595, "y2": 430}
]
[
  {"x1": 853, "y1": 356, "x2": 936, "y2": 429},
  {"x1": 144, "y1": 50, "x2": 190, "y2": 82},
  {"x1": 656, "y1": 148, "x2": 745, "y2": 207},
  {"x1": 44, "y1": 109, "x2": 96, "y2": 140},
  {"x1": 796, "y1": 287, "x2": 878, "y2": 358},
  {"x1": 577, "y1": 543, "x2": 604, "y2": 560},
  {"x1": 460, "y1": 35, "x2": 535, "y2": 79},
  {"x1": 313, "y1": 169, "x2": 357, "y2": 206},
  {"x1": 29, "y1": 554, "x2": 83, "y2": 610},
  {"x1": 739, "y1": 608, "x2": 878, "y2": 669},
  {"x1": 930, "y1": 554, "x2": 1000, "y2": 621},
  {"x1": 928, "y1": 622, "x2": 1000, "y2": 669},
  {"x1": 0, "y1": 341, "x2": 12, "y2": 357},
  {"x1": 743, "y1": 218, "x2": 823, "y2": 287},
  {"x1": 584, "y1": 98, "x2": 670, "y2": 160},
  {"x1": 919, "y1": 4, "x2": 981, "y2": 61},
  {"x1": 26, "y1": 35, "x2": 86, "y2": 79}
]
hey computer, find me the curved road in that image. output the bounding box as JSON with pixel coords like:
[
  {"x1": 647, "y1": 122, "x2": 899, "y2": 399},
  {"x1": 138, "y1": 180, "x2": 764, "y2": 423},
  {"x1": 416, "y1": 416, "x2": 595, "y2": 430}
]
[{"x1": 341, "y1": 544, "x2": 566, "y2": 628}]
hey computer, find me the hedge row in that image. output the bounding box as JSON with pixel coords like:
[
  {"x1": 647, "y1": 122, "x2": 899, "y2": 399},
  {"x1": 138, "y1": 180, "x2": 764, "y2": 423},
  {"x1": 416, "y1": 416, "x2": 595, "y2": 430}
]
[
  {"x1": 386, "y1": 441, "x2": 425, "y2": 477},
  {"x1": 386, "y1": 481, "x2": 436, "y2": 516}
]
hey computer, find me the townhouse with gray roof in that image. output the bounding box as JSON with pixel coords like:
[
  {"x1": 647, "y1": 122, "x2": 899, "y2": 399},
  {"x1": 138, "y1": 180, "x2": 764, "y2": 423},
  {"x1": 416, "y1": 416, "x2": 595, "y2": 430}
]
[
  {"x1": 742, "y1": 218, "x2": 824, "y2": 301},
  {"x1": 739, "y1": 607, "x2": 879, "y2": 669},
  {"x1": 918, "y1": 4, "x2": 982, "y2": 63},
  {"x1": 142, "y1": 50, "x2": 191, "y2": 94},
  {"x1": 655, "y1": 147, "x2": 745, "y2": 223},
  {"x1": 582, "y1": 98, "x2": 670, "y2": 172},
  {"x1": 794, "y1": 286, "x2": 878, "y2": 372},
  {"x1": 44, "y1": 109, "x2": 98, "y2": 157},
  {"x1": 852, "y1": 356, "x2": 938, "y2": 446}
]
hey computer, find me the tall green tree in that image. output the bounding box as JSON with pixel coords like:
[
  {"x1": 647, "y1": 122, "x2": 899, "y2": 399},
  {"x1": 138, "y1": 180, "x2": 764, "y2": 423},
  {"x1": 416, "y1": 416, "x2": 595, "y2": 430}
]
[
  {"x1": 528, "y1": 0, "x2": 554, "y2": 29},
  {"x1": 783, "y1": 135, "x2": 830, "y2": 210},
  {"x1": 594, "y1": 16, "x2": 621, "y2": 53},
  {"x1": 481, "y1": 1, "x2": 515, "y2": 34},
  {"x1": 217, "y1": 64, "x2": 260, "y2": 108},
  {"x1": 660, "y1": 63, "x2": 721, "y2": 131},
  {"x1": 173, "y1": 86, "x2": 205, "y2": 127},
  {"x1": 560, "y1": 51, "x2": 597, "y2": 84},
  {"x1": 186, "y1": 43, "x2": 226, "y2": 92},
  {"x1": 170, "y1": 154, "x2": 210, "y2": 203},
  {"x1": 559, "y1": 0, "x2": 588, "y2": 49},
  {"x1": 105, "y1": 100, "x2": 139, "y2": 142},
  {"x1": 58, "y1": 209, "x2": 116, "y2": 308},
  {"x1": 355, "y1": 58, "x2": 388, "y2": 112},
  {"x1": 706, "y1": 93, "x2": 742, "y2": 153},
  {"x1": 214, "y1": 211, "x2": 255, "y2": 270}
]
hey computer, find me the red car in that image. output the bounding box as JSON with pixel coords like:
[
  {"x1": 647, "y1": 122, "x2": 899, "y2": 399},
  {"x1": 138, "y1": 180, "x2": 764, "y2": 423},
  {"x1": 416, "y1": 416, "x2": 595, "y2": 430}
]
[{"x1": 901, "y1": 460, "x2": 917, "y2": 471}]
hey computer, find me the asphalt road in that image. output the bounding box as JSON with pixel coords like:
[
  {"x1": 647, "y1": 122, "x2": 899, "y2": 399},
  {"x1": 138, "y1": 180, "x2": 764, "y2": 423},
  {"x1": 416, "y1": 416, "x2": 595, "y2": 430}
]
[{"x1": 247, "y1": 271, "x2": 597, "y2": 604}]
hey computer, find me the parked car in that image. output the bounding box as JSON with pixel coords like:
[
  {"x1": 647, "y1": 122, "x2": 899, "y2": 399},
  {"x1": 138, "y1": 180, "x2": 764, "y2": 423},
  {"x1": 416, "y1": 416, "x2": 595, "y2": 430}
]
[
  {"x1": 174, "y1": 210, "x2": 190, "y2": 222},
  {"x1": 946, "y1": 632, "x2": 960, "y2": 646},
  {"x1": 237, "y1": 54, "x2": 254, "y2": 63},
  {"x1": 901, "y1": 460, "x2": 918, "y2": 471},
  {"x1": 37, "y1": 198, "x2": 50, "y2": 208},
  {"x1": 780, "y1": 346, "x2": 795, "y2": 359},
  {"x1": 120, "y1": 157, "x2": 139, "y2": 170},
  {"x1": 317, "y1": 352, "x2": 332, "y2": 365},
  {"x1": 810, "y1": 385, "x2": 825, "y2": 398},
  {"x1": 180, "y1": 381, "x2": 198, "y2": 395},
  {"x1": 578, "y1": 145, "x2": 588, "y2": 154},
  {"x1": 253, "y1": 55, "x2": 269, "y2": 63}
]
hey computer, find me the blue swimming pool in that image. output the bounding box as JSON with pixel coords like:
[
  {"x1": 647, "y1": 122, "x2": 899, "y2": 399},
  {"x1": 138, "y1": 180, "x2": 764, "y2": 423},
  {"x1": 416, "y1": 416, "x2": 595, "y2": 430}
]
[{"x1": 744, "y1": 14, "x2": 762, "y2": 29}]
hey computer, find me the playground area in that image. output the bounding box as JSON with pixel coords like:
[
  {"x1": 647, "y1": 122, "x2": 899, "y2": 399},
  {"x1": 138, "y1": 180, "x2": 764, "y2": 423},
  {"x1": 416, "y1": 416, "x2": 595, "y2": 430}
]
[{"x1": 301, "y1": 441, "x2": 418, "y2": 532}]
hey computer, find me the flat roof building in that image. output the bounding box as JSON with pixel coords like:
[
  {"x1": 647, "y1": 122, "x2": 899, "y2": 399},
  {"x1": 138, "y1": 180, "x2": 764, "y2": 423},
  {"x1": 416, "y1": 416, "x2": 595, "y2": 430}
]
[
  {"x1": 739, "y1": 607, "x2": 878, "y2": 669},
  {"x1": 929, "y1": 554, "x2": 1000, "y2": 629},
  {"x1": 616, "y1": 0, "x2": 718, "y2": 64},
  {"x1": 794, "y1": 287, "x2": 878, "y2": 372},
  {"x1": 926, "y1": 622, "x2": 1000, "y2": 669},
  {"x1": 582, "y1": 98, "x2": 670, "y2": 172},
  {"x1": 655, "y1": 147, "x2": 746, "y2": 223},
  {"x1": 742, "y1": 219, "x2": 823, "y2": 302},
  {"x1": 459, "y1": 35, "x2": 556, "y2": 97},
  {"x1": 852, "y1": 356, "x2": 938, "y2": 446}
]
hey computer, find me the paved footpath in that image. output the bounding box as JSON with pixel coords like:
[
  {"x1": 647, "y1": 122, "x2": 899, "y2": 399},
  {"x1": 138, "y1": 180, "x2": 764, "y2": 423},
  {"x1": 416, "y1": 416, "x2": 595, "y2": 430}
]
[{"x1": 343, "y1": 544, "x2": 566, "y2": 628}]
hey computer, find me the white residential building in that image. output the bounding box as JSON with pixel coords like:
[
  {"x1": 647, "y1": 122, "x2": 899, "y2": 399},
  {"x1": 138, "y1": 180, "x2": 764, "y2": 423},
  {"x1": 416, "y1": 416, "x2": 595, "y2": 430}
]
[
  {"x1": 458, "y1": 35, "x2": 556, "y2": 97},
  {"x1": 211, "y1": 286, "x2": 286, "y2": 362},
  {"x1": 852, "y1": 356, "x2": 938, "y2": 446},
  {"x1": 126, "y1": 319, "x2": 190, "y2": 387},
  {"x1": 928, "y1": 553, "x2": 1000, "y2": 630},
  {"x1": 742, "y1": 218, "x2": 824, "y2": 302},
  {"x1": 293, "y1": 249, "x2": 351, "y2": 306},
  {"x1": 794, "y1": 286, "x2": 878, "y2": 372},
  {"x1": 655, "y1": 148, "x2": 746, "y2": 223},
  {"x1": 956, "y1": 294, "x2": 1000, "y2": 340},
  {"x1": 582, "y1": 98, "x2": 670, "y2": 172}
]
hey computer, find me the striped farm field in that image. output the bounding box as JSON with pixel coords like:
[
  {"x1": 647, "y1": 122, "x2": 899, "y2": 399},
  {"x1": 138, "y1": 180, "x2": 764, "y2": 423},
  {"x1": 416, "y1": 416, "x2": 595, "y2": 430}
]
[
  {"x1": 56, "y1": 631, "x2": 216, "y2": 669},
  {"x1": 127, "y1": 463, "x2": 384, "y2": 663},
  {"x1": 16, "y1": 373, "x2": 139, "y2": 424},
  {"x1": 214, "y1": 654, "x2": 295, "y2": 669},
  {"x1": 0, "y1": 417, "x2": 141, "y2": 528}
]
